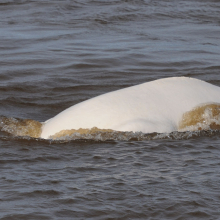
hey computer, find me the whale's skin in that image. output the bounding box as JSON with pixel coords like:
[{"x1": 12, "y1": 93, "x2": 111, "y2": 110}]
[{"x1": 40, "y1": 77, "x2": 220, "y2": 139}]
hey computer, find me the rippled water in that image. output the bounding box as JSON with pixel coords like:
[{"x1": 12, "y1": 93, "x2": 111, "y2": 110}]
[{"x1": 1, "y1": 0, "x2": 220, "y2": 219}]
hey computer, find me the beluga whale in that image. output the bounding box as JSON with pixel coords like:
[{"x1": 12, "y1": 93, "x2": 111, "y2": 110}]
[{"x1": 40, "y1": 77, "x2": 220, "y2": 139}]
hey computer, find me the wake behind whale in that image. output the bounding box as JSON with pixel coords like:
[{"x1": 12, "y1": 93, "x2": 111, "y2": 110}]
[{"x1": 1, "y1": 77, "x2": 220, "y2": 140}]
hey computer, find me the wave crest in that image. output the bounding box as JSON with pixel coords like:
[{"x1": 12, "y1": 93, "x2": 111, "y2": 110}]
[
  {"x1": 0, "y1": 116, "x2": 42, "y2": 138},
  {"x1": 1, "y1": 103, "x2": 220, "y2": 142},
  {"x1": 179, "y1": 103, "x2": 220, "y2": 132}
]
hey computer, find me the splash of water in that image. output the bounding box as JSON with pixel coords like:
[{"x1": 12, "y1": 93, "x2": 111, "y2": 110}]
[
  {"x1": 1, "y1": 103, "x2": 220, "y2": 141},
  {"x1": 178, "y1": 103, "x2": 220, "y2": 132},
  {"x1": 0, "y1": 116, "x2": 42, "y2": 138}
]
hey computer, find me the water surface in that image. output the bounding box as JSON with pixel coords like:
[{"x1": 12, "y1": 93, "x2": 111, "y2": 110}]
[{"x1": 1, "y1": 0, "x2": 220, "y2": 219}]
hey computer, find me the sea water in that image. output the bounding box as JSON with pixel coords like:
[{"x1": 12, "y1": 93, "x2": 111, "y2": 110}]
[{"x1": 1, "y1": 0, "x2": 220, "y2": 219}]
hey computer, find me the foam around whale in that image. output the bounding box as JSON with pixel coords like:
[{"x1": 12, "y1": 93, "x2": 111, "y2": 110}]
[{"x1": 40, "y1": 77, "x2": 220, "y2": 139}]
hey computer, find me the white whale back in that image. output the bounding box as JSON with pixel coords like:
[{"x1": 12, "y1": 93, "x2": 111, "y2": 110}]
[{"x1": 40, "y1": 77, "x2": 220, "y2": 139}]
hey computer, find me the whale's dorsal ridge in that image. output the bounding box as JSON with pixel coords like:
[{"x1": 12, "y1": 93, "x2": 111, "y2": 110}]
[{"x1": 40, "y1": 77, "x2": 220, "y2": 139}]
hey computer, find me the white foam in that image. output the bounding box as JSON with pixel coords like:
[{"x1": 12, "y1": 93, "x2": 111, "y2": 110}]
[{"x1": 40, "y1": 77, "x2": 220, "y2": 139}]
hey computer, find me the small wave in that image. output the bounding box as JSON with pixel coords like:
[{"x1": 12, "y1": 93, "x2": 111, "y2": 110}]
[
  {"x1": 51, "y1": 130, "x2": 220, "y2": 141},
  {"x1": 1, "y1": 103, "x2": 220, "y2": 142},
  {"x1": 179, "y1": 103, "x2": 220, "y2": 132},
  {"x1": 0, "y1": 116, "x2": 42, "y2": 138},
  {"x1": 0, "y1": 122, "x2": 219, "y2": 143}
]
